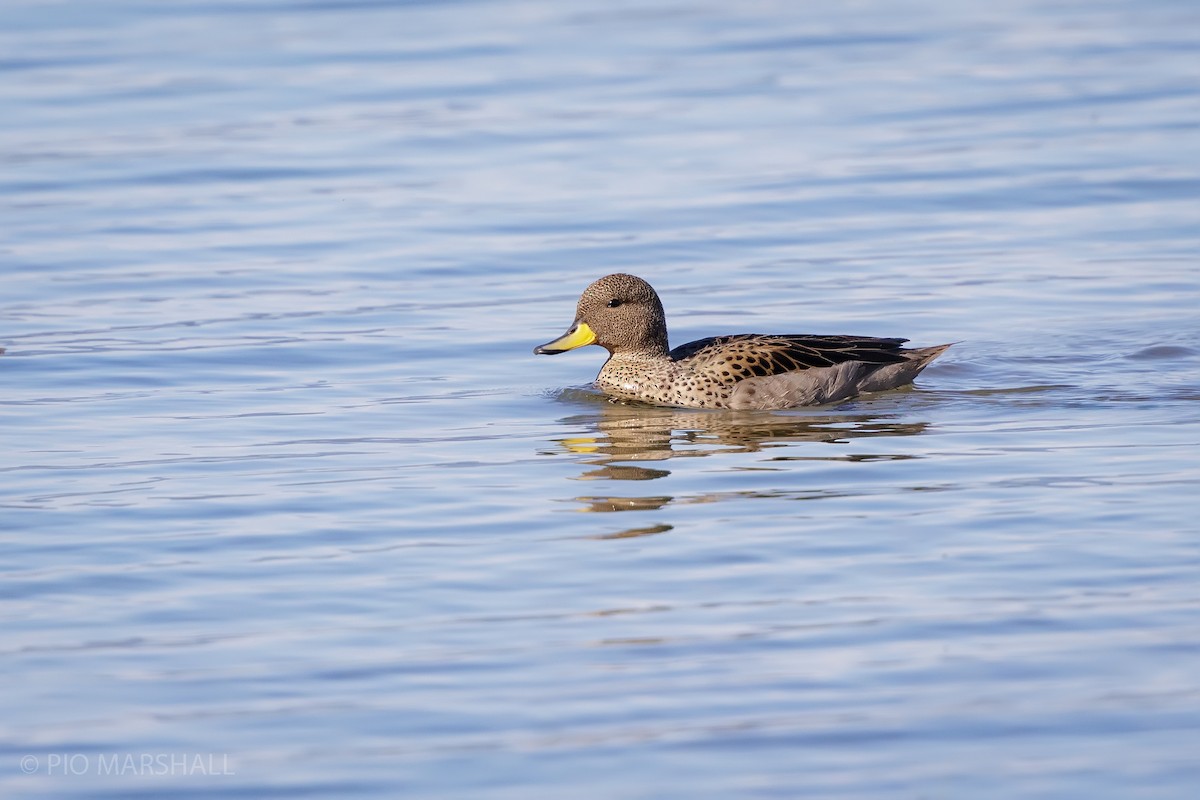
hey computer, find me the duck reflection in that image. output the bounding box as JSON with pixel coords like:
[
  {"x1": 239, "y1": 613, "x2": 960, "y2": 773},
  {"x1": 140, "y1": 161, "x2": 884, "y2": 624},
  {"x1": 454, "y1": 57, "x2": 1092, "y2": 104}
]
[
  {"x1": 547, "y1": 394, "x2": 933, "y2": 536},
  {"x1": 553, "y1": 398, "x2": 930, "y2": 472}
]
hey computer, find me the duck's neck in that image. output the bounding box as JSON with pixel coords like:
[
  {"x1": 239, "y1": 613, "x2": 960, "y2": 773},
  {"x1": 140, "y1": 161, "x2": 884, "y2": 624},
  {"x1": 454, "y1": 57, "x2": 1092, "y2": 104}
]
[
  {"x1": 597, "y1": 348, "x2": 678, "y2": 402},
  {"x1": 610, "y1": 344, "x2": 669, "y2": 363},
  {"x1": 617, "y1": 329, "x2": 670, "y2": 360}
]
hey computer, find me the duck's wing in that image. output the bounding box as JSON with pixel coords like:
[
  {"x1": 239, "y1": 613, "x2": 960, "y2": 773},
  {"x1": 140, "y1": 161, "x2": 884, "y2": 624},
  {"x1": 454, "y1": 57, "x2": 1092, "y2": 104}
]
[{"x1": 670, "y1": 334, "x2": 910, "y2": 380}]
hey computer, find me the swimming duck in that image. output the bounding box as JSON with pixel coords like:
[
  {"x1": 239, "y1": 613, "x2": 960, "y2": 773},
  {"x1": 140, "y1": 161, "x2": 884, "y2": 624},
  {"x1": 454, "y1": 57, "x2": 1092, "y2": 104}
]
[{"x1": 534, "y1": 273, "x2": 950, "y2": 410}]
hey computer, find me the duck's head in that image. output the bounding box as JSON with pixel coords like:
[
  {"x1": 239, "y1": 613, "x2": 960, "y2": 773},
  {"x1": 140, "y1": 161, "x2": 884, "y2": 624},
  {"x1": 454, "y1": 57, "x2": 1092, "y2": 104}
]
[{"x1": 534, "y1": 273, "x2": 668, "y2": 357}]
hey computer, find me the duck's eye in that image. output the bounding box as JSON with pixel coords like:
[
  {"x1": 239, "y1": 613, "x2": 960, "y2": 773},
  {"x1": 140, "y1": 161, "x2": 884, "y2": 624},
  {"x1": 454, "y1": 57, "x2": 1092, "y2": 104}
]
[{"x1": 607, "y1": 298, "x2": 623, "y2": 308}]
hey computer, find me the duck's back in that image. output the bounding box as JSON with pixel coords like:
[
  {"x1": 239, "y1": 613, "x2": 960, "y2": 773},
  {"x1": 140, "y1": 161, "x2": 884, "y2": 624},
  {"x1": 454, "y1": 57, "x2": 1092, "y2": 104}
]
[
  {"x1": 665, "y1": 334, "x2": 946, "y2": 410},
  {"x1": 672, "y1": 334, "x2": 906, "y2": 371}
]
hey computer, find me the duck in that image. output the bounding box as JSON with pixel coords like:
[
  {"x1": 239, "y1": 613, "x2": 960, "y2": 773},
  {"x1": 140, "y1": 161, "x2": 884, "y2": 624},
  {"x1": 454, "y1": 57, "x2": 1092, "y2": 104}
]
[{"x1": 534, "y1": 273, "x2": 950, "y2": 410}]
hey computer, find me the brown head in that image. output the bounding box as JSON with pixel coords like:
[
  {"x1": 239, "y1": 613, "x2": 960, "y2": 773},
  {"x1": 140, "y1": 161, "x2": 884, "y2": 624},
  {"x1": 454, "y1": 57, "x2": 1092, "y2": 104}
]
[{"x1": 534, "y1": 273, "x2": 669, "y2": 357}]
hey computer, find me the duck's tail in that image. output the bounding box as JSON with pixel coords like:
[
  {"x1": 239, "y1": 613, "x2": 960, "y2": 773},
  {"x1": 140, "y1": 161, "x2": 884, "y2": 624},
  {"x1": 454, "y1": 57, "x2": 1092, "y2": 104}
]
[{"x1": 857, "y1": 343, "x2": 952, "y2": 393}]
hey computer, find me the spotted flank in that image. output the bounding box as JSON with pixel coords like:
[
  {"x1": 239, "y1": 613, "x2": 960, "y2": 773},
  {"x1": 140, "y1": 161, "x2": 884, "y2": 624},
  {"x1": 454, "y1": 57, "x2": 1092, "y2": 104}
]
[{"x1": 535, "y1": 273, "x2": 951, "y2": 410}]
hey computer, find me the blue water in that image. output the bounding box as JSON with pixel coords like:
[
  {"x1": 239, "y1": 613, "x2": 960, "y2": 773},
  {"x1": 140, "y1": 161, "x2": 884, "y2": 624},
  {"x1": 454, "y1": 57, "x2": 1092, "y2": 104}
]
[{"x1": 3, "y1": 0, "x2": 1200, "y2": 797}]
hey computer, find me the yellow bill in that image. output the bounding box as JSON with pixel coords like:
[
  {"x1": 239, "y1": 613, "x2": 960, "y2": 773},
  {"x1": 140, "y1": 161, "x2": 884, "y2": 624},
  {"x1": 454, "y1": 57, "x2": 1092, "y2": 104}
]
[{"x1": 534, "y1": 322, "x2": 597, "y2": 354}]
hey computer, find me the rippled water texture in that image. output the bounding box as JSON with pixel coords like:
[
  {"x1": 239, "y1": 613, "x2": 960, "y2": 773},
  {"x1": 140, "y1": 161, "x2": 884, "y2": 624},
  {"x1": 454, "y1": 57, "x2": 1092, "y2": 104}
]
[{"x1": 3, "y1": 0, "x2": 1199, "y2": 797}]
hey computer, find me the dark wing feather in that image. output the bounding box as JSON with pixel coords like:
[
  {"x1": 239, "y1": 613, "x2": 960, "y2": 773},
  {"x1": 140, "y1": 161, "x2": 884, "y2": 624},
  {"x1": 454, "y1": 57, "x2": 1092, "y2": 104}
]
[{"x1": 670, "y1": 334, "x2": 911, "y2": 383}]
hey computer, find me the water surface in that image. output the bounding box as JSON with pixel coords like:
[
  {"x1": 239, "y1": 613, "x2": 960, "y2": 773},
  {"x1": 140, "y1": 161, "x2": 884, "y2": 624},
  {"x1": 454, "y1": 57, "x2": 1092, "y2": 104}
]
[{"x1": 3, "y1": 0, "x2": 1200, "y2": 797}]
